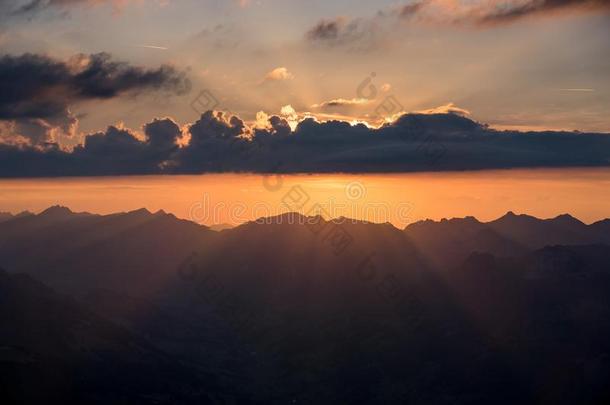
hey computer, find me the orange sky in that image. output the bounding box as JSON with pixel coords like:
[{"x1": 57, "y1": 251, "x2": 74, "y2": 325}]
[{"x1": 2, "y1": 168, "x2": 609, "y2": 227}]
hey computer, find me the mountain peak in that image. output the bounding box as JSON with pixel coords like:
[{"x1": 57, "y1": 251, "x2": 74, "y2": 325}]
[
  {"x1": 494, "y1": 211, "x2": 536, "y2": 222},
  {"x1": 153, "y1": 209, "x2": 172, "y2": 217},
  {"x1": 552, "y1": 213, "x2": 583, "y2": 225},
  {"x1": 239, "y1": 212, "x2": 329, "y2": 229},
  {"x1": 16, "y1": 211, "x2": 34, "y2": 218},
  {"x1": 39, "y1": 205, "x2": 73, "y2": 217},
  {"x1": 0, "y1": 211, "x2": 34, "y2": 224},
  {"x1": 255, "y1": 212, "x2": 311, "y2": 225},
  {"x1": 444, "y1": 216, "x2": 481, "y2": 224},
  {"x1": 126, "y1": 208, "x2": 152, "y2": 216}
]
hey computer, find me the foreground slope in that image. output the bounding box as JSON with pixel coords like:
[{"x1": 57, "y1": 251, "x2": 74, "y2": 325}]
[{"x1": 0, "y1": 269, "x2": 234, "y2": 404}]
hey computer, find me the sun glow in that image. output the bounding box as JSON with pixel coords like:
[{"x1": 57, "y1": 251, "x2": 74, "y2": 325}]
[{"x1": 2, "y1": 168, "x2": 610, "y2": 228}]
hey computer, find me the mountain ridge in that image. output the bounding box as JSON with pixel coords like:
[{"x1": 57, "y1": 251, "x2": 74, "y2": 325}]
[
  {"x1": 1, "y1": 206, "x2": 610, "y2": 403},
  {"x1": 2, "y1": 206, "x2": 608, "y2": 228}
]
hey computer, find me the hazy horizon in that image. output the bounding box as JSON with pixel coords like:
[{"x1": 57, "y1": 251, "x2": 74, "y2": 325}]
[{"x1": 2, "y1": 167, "x2": 609, "y2": 227}]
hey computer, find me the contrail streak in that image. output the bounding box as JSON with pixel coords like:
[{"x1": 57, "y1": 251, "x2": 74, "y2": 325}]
[
  {"x1": 557, "y1": 88, "x2": 595, "y2": 92},
  {"x1": 133, "y1": 44, "x2": 169, "y2": 50}
]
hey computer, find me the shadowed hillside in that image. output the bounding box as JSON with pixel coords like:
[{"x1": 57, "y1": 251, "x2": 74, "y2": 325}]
[{"x1": 0, "y1": 269, "x2": 242, "y2": 404}]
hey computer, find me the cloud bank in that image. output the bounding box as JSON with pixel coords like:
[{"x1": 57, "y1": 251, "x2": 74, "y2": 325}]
[{"x1": 1, "y1": 109, "x2": 609, "y2": 177}]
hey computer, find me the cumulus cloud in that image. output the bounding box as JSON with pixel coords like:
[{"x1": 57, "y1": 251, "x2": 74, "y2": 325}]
[
  {"x1": 279, "y1": 105, "x2": 300, "y2": 130},
  {"x1": 71, "y1": 118, "x2": 181, "y2": 173},
  {"x1": 174, "y1": 111, "x2": 250, "y2": 172},
  {"x1": 263, "y1": 67, "x2": 295, "y2": 82},
  {"x1": 0, "y1": 52, "x2": 190, "y2": 145},
  {"x1": 0, "y1": 116, "x2": 182, "y2": 176},
  {"x1": 1, "y1": 109, "x2": 610, "y2": 177}
]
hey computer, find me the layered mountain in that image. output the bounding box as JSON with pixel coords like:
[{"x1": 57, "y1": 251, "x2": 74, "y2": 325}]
[
  {"x1": 0, "y1": 269, "x2": 238, "y2": 404},
  {"x1": 0, "y1": 206, "x2": 216, "y2": 297},
  {"x1": 444, "y1": 245, "x2": 610, "y2": 405},
  {"x1": 0, "y1": 212, "x2": 12, "y2": 223},
  {"x1": 0, "y1": 211, "x2": 31, "y2": 224},
  {"x1": 405, "y1": 212, "x2": 610, "y2": 268},
  {"x1": 2, "y1": 207, "x2": 610, "y2": 403},
  {"x1": 172, "y1": 213, "x2": 510, "y2": 402}
]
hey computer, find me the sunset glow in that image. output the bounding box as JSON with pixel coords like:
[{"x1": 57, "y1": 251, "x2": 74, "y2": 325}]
[
  {"x1": 2, "y1": 168, "x2": 609, "y2": 227},
  {"x1": 2, "y1": 1, "x2": 610, "y2": 403}
]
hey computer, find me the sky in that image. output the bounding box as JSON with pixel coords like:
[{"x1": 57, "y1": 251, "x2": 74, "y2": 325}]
[
  {"x1": 3, "y1": 169, "x2": 610, "y2": 226},
  {"x1": 0, "y1": 0, "x2": 609, "y2": 176}
]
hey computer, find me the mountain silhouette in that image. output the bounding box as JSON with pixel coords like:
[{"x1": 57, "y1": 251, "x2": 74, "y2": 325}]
[
  {"x1": 0, "y1": 212, "x2": 12, "y2": 223},
  {"x1": 0, "y1": 206, "x2": 215, "y2": 296},
  {"x1": 0, "y1": 268, "x2": 241, "y2": 404},
  {"x1": 0, "y1": 210, "x2": 32, "y2": 224},
  {"x1": 1, "y1": 207, "x2": 610, "y2": 403},
  {"x1": 404, "y1": 211, "x2": 610, "y2": 269}
]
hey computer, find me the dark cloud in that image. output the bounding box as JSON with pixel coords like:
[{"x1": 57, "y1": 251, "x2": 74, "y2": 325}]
[
  {"x1": 1, "y1": 111, "x2": 609, "y2": 177},
  {"x1": 473, "y1": 0, "x2": 610, "y2": 24},
  {"x1": 304, "y1": 16, "x2": 384, "y2": 50},
  {"x1": 311, "y1": 98, "x2": 372, "y2": 109},
  {"x1": 399, "y1": 1, "x2": 425, "y2": 17},
  {"x1": 5, "y1": 0, "x2": 134, "y2": 16},
  {"x1": 73, "y1": 117, "x2": 185, "y2": 174},
  {"x1": 0, "y1": 117, "x2": 182, "y2": 176},
  {"x1": 72, "y1": 126, "x2": 154, "y2": 174},
  {"x1": 306, "y1": 18, "x2": 343, "y2": 41},
  {"x1": 397, "y1": 0, "x2": 610, "y2": 25},
  {"x1": 12, "y1": 0, "x2": 53, "y2": 15},
  {"x1": 0, "y1": 52, "x2": 189, "y2": 121},
  {"x1": 305, "y1": 0, "x2": 610, "y2": 47},
  {"x1": 144, "y1": 118, "x2": 182, "y2": 154},
  {"x1": 176, "y1": 111, "x2": 251, "y2": 172},
  {"x1": 0, "y1": 52, "x2": 190, "y2": 145}
]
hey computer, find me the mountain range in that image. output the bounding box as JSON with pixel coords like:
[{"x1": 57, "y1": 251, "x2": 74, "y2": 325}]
[
  {"x1": 404, "y1": 211, "x2": 610, "y2": 269},
  {"x1": 1, "y1": 207, "x2": 609, "y2": 404}
]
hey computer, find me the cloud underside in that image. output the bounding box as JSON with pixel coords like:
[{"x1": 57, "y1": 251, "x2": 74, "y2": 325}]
[
  {"x1": 1, "y1": 110, "x2": 609, "y2": 177},
  {"x1": 403, "y1": 0, "x2": 610, "y2": 25}
]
